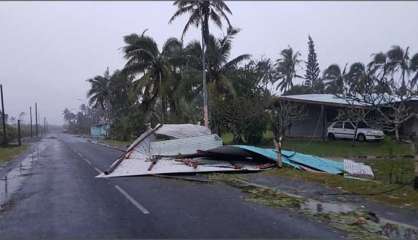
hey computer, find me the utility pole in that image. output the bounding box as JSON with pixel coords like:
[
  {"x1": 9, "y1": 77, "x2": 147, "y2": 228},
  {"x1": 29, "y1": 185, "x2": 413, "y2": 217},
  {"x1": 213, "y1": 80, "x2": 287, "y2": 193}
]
[
  {"x1": 201, "y1": 24, "x2": 209, "y2": 128},
  {"x1": 43, "y1": 117, "x2": 46, "y2": 135},
  {"x1": 35, "y1": 103, "x2": 38, "y2": 137},
  {"x1": 17, "y1": 120, "x2": 21, "y2": 146},
  {"x1": 30, "y1": 106, "x2": 33, "y2": 138},
  {"x1": 0, "y1": 84, "x2": 7, "y2": 145}
]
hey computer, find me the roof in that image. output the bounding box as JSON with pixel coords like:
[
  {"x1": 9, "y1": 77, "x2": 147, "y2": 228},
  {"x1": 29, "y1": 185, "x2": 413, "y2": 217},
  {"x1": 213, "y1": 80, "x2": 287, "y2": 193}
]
[
  {"x1": 279, "y1": 94, "x2": 368, "y2": 107},
  {"x1": 155, "y1": 124, "x2": 211, "y2": 139}
]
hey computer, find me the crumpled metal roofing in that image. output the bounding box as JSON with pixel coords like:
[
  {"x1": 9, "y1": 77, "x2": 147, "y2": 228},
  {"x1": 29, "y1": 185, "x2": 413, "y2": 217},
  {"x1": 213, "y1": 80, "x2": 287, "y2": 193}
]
[{"x1": 155, "y1": 124, "x2": 212, "y2": 139}]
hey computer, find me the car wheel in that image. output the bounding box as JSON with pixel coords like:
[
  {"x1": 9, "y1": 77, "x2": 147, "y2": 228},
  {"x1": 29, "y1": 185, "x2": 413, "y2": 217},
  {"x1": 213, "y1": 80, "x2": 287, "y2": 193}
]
[
  {"x1": 357, "y1": 134, "x2": 366, "y2": 142},
  {"x1": 328, "y1": 133, "x2": 335, "y2": 140}
]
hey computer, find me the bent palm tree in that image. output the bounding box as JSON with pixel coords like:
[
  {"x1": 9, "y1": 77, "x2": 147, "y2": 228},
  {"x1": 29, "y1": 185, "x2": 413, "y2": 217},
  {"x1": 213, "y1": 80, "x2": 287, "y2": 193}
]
[
  {"x1": 87, "y1": 68, "x2": 111, "y2": 113},
  {"x1": 274, "y1": 47, "x2": 302, "y2": 93},
  {"x1": 170, "y1": 0, "x2": 232, "y2": 127},
  {"x1": 122, "y1": 31, "x2": 183, "y2": 123},
  {"x1": 323, "y1": 64, "x2": 347, "y2": 94}
]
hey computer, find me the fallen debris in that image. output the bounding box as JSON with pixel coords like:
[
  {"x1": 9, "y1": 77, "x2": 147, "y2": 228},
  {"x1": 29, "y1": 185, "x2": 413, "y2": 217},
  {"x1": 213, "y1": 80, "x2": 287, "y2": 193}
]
[
  {"x1": 344, "y1": 159, "x2": 375, "y2": 178},
  {"x1": 98, "y1": 124, "x2": 374, "y2": 178}
]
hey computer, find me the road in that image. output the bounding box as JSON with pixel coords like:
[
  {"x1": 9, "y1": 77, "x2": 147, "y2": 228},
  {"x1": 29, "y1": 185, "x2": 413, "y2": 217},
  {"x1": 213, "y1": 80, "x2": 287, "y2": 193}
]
[{"x1": 0, "y1": 133, "x2": 344, "y2": 239}]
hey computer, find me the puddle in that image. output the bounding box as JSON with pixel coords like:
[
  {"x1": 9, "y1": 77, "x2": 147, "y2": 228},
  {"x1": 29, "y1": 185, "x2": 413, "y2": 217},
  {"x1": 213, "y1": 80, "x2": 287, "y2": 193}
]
[
  {"x1": 0, "y1": 141, "x2": 48, "y2": 209},
  {"x1": 301, "y1": 199, "x2": 355, "y2": 214}
]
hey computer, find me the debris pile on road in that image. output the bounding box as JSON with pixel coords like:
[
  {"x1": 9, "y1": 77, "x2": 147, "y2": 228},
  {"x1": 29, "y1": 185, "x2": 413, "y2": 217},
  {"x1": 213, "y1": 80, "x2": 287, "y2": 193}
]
[{"x1": 98, "y1": 124, "x2": 373, "y2": 178}]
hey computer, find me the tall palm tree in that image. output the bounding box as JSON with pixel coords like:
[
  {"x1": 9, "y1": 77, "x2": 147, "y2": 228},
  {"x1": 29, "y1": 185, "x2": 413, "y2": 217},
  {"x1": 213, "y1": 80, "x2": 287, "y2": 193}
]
[
  {"x1": 122, "y1": 30, "x2": 183, "y2": 123},
  {"x1": 274, "y1": 47, "x2": 302, "y2": 93},
  {"x1": 87, "y1": 68, "x2": 111, "y2": 113},
  {"x1": 170, "y1": 0, "x2": 233, "y2": 128}
]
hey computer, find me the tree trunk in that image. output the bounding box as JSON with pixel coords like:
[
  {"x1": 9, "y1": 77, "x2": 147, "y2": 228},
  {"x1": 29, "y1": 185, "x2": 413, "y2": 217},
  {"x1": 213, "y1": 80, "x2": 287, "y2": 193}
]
[
  {"x1": 201, "y1": 14, "x2": 210, "y2": 128},
  {"x1": 352, "y1": 123, "x2": 358, "y2": 146},
  {"x1": 274, "y1": 137, "x2": 283, "y2": 168},
  {"x1": 414, "y1": 160, "x2": 418, "y2": 190},
  {"x1": 395, "y1": 125, "x2": 400, "y2": 141}
]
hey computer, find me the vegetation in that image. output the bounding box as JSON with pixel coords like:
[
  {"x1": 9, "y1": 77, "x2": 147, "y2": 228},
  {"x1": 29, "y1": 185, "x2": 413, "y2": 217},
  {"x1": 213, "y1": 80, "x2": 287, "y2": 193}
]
[
  {"x1": 0, "y1": 144, "x2": 28, "y2": 163},
  {"x1": 268, "y1": 158, "x2": 418, "y2": 209},
  {"x1": 61, "y1": 0, "x2": 418, "y2": 151},
  {"x1": 283, "y1": 137, "x2": 413, "y2": 158}
]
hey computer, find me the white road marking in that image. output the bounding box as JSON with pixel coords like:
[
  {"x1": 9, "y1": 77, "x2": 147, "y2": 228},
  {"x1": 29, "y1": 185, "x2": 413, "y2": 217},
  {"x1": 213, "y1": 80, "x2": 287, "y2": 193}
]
[
  {"x1": 76, "y1": 151, "x2": 102, "y2": 174},
  {"x1": 114, "y1": 185, "x2": 150, "y2": 214}
]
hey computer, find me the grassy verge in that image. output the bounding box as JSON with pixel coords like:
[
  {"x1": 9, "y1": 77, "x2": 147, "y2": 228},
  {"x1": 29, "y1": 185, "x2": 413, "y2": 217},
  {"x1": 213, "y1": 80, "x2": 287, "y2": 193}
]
[
  {"x1": 0, "y1": 144, "x2": 28, "y2": 164},
  {"x1": 267, "y1": 158, "x2": 418, "y2": 209},
  {"x1": 209, "y1": 174, "x2": 407, "y2": 240},
  {"x1": 99, "y1": 139, "x2": 131, "y2": 149},
  {"x1": 221, "y1": 131, "x2": 413, "y2": 158}
]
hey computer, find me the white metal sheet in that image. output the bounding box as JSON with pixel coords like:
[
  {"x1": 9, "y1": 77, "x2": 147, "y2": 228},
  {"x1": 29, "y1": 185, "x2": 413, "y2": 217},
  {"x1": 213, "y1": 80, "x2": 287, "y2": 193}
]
[
  {"x1": 155, "y1": 124, "x2": 211, "y2": 138},
  {"x1": 150, "y1": 134, "x2": 222, "y2": 156},
  {"x1": 97, "y1": 157, "x2": 260, "y2": 178}
]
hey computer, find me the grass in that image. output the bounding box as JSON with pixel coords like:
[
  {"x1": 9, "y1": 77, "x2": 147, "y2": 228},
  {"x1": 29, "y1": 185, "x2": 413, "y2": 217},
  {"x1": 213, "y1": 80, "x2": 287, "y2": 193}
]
[
  {"x1": 100, "y1": 139, "x2": 131, "y2": 149},
  {"x1": 209, "y1": 174, "x2": 402, "y2": 240},
  {"x1": 0, "y1": 144, "x2": 28, "y2": 164},
  {"x1": 267, "y1": 158, "x2": 418, "y2": 209},
  {"x1": 222, "y1": 131, "x2": 414, "y2": 158}
]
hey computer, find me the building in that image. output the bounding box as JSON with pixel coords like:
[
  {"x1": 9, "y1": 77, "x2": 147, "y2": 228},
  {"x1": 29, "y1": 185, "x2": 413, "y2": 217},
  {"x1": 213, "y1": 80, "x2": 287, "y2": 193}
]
[
  {"x1": 276, "y1": 94, "x2": 374, "y2": 139},
  {"x1": 90, "y1": 123, "x2": 110, "y2": 139}
]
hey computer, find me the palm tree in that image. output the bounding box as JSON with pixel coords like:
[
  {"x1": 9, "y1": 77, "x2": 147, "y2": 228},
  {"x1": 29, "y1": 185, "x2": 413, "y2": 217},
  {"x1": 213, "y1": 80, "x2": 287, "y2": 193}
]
[
  {"x1": 274, "y1": 47, "x2": 302, "y2": 93},
  {"x1": 323, "y1": 64, "x2": 347, "y2": 94},
  {"x1": 170, "y1": 0, "x2": 233, "y2": 128},
  {"x1": 122, "y1": 30, "x2": 184, "y2": 123},
  {"x1": 87, "y1": 68, "x2": 112, "y2": 113},
  {"x1": 206, "y1": 27, "x2": 250, "y2": 95}
]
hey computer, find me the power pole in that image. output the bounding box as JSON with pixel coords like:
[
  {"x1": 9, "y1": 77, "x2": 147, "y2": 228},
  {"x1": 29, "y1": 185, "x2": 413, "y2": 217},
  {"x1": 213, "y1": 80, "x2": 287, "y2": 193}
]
[
  {"x1": 43, "y1": 117, "x2": 46, "y2": 135},
  {"x1": 30, "y1": 106, "x2": 33, "y2": 138},
  {"x1": 0, "y1": 84, "x2": 7, "y2": 145},
  {"x1": 17, "y1": 120, "x2": 21, "y2": 146},
  {"x1": 35, "y1": 103, "x2": 38, "y2": 137}
]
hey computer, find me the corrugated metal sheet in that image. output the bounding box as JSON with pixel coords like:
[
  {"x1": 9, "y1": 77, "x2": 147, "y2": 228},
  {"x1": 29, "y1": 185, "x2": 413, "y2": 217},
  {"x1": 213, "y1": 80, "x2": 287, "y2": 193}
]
[
  {"x1": 151, "y1": 134, "x2": 222, "y2": 156},
  {"x1": 155, "y1": 124, "x2": 211, "y2": 138},
  {"x1": 344, "y1": 159, "x2": 374, "y2": 177}
]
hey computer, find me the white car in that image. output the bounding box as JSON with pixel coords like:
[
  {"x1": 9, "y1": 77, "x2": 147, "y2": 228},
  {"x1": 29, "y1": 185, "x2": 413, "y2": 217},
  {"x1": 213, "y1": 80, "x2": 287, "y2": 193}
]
[{"x1": 327, "y1": 121, "x2": 384, "y2": 141}]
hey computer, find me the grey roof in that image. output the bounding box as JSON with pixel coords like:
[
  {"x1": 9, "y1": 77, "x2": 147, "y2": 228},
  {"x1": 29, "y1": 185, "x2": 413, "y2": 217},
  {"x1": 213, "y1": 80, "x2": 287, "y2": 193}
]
[{"x1": 279, "y1": 94, "x2": 368, "y2": 107}]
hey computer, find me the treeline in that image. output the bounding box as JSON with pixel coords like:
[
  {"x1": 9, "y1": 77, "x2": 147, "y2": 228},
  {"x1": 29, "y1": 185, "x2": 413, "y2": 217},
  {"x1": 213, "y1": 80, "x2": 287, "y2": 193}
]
[{"x1": 63, "y1": 0, "x2": 418, "y2": 143}]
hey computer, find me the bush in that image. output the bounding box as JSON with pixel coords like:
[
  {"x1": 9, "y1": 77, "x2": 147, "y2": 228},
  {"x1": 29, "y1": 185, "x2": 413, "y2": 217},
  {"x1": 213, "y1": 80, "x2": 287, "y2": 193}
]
[{"x1": 110, "y1": 111, "x2": 146, "y2": 141}]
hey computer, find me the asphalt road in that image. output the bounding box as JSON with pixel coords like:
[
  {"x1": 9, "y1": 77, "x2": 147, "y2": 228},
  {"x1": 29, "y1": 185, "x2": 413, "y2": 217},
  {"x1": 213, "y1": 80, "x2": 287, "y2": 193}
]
[{"x1": 0, "y1": 133, "x2": 344, "y2": 239}]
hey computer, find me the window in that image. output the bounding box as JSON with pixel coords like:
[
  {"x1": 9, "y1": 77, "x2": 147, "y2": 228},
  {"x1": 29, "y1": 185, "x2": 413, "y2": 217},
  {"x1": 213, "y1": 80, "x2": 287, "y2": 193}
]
[
  {"x1": 344, "y1": 122, "x2": 355, "y2": 130},
  {"x1": 333, "y1": 122, "x2": 343, "y2": 128},
  {"x1": 358, "y1": 121, "x2": 369, "y2": 128}
]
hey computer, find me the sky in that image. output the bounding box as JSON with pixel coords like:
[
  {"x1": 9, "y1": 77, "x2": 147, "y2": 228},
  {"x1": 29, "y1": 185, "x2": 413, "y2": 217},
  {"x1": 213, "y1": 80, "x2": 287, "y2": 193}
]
[{"x1": 0, "y1": 1, "x2": 418, "y2": 125}]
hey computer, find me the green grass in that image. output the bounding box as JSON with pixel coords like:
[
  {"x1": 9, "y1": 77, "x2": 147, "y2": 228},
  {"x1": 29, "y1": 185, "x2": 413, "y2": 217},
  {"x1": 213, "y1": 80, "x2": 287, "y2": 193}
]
[
  {"x1": 0, "y1": 144, "x2": 28, "y2": 163},
  {"x1": 282, "y1": 137, "x2": 413, "y2": 158},
  {"x1": 222, "y1": 131, "x2": 413, "y2": 158},
  {"x1": 100, "y1": 139, "x2": 131, "y2": 149},
  {"x1": 267, "y1": 158, "x2": 418, "y2": 209}
]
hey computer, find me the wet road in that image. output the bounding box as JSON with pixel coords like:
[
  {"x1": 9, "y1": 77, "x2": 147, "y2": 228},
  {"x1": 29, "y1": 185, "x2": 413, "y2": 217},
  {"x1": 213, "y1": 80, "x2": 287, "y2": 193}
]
[{"x1": 0, "y1": 134, "x2": 344, "y2": 239}]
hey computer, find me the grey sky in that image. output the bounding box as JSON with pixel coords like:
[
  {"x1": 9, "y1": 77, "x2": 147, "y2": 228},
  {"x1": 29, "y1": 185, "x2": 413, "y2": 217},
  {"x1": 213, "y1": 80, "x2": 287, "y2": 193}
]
[{"x1": 1, "y1": 1, "x2": 417, "y2": 125}]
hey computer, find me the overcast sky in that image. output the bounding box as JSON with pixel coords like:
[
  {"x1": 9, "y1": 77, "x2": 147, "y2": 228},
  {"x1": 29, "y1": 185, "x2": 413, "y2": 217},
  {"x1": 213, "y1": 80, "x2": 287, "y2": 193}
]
[{"x1": 1, "y1": 1, "x2": 418, "y2": 125}]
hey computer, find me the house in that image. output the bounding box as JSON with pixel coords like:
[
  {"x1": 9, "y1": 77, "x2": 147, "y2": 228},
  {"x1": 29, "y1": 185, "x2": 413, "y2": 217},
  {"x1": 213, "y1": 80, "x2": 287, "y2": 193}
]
[
  {"x1": 276, "y1": 94, "x2": 418, "y2": 139},
  {"x1": 275, "y1": 94, "x2": 378, "y2": 139},
  {"x1": 90, "y1": 123, "x2": 110, "y2": 139}
]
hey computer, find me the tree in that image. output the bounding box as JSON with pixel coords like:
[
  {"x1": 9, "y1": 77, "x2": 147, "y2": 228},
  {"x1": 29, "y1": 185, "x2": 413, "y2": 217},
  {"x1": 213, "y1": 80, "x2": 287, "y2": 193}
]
[
  {"x1": 269, "y1": 99, "x2": 305, "y2": 167},
  {"x1": 304, "y1": 36, "x2": 322, "y2": 93},
  {"x1": 344, "y1": 46, "x2": 418, "y2": 141},
  {"x1": 274, "y1": 47, "x2": 302, "y2": 93},
  {"x1": 205, "y1": 27, "x2": 251, "y2": 96},
  {"x1": 170, "y1": 0, "x2": 233, "y2": 128},
  {"x1": 323, "y1": 64, "x2": 347, "y2": 94},
  {"x1": 86, "y1": 68, "x2": 112, "y2": 114},
  {"x1": 122, "y1": 31, "x2": 184, "y2": 123}
]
